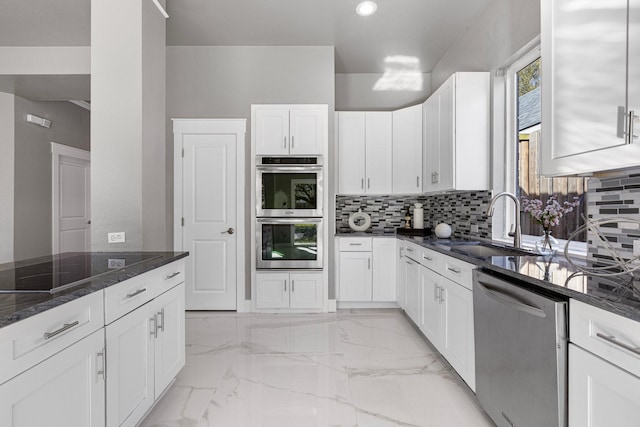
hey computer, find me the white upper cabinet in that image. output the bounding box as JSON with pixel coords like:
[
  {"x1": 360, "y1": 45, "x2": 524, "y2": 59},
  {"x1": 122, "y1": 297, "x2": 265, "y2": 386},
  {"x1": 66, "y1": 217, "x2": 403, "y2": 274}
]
[
  {"x1": 423, "y1": 72, "x2": 490, "y2": 193},
  {"x1": 255, "y1": 105, "x2": 326, "y2": 155},
  {"x1": 393, "y1": 104, "x2": 423, "y2": 194},
  {"x1": 541, "y1": 0, "x2": 640, "y2": 175},
  {"x1": 337, "y1": 111, "x2": 393, "y2": 195}
]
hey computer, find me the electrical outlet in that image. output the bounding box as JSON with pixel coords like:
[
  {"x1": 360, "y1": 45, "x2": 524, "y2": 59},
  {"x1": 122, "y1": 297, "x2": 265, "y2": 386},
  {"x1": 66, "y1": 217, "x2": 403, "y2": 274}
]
[
  {"x1": 108, "y1": 232, "x2": 126, "y2": 244},
  {"x1": 470, "y1": 224, "x2": 479, "y2": 234},
  {"x1": 634, "y1": 240, "x2": 640, "y2": 257},
  {"x1": 108, "y1": 258, "x2": 126, "y2": 269}
]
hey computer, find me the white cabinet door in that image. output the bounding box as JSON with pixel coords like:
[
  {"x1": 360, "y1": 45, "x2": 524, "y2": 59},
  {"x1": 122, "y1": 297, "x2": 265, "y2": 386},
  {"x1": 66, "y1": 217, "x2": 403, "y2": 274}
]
[
  {"x1": 256, "y1": 273, "x2": 290, "y2": 309},
  {"x1": 365, "y1": 112, "x2": 393, "y2": 194},
  {"x1": 422, "y1": 95, "x2": 439, "y2": 193},
  {"x1": 255, "y1": 108, "x2": 290, "y2": 155},
  {"x1": 289, "y1": 108, "x2": 324, "y2": 155},
  {"x1": 630, "y1": 2, "x2": 640, "y2": 125},
  {"x1": 0, "y1": 329, "x2": 105, "y2": 427},
  {"x1": 106, "y1": 303, "x2": 155, "y2": 427},
  {"x1": 436, "y1": 77, "x2": 455, "y2": 191},
  {"x1": 153, "y1": 283, "x2": 186, "y2": 399},
  {"x1": 420, "y1": 265, "x2": 440, "y2": 345},
  {"x1": 337, "y1": 112, "x2": 366, "y2": 194},
  {"x1": 372, "y1": 238, "x2": 396, "y2": 301},
  {"x1": 338, "y1": 252, "x2": 372, "y2": 302},
  {"x1": 440, "y1": 277, "x2": 475, "y2": 391},
  {"x1": 404, "y1": 258, "x2": 421, "y2": 325},
  {"x1": 392, "y1": 104, "x2": 423, "y2": 194},
  {"x1": 569, "y1": 344, "x2": 640, "y2": 427},
  {"x1": 397, "y1": 246, "x2": 407, "y2": 310},
  {"x1": 289, "y1": 273, "x2": 323, "y2": 309}
]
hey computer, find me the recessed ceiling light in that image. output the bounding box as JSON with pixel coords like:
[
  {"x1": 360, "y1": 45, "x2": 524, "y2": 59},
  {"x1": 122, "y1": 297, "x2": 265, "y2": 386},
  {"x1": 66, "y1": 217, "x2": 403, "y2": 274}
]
[{"x1": 356, "y1": 1, "x2": 377, "y2": 16}]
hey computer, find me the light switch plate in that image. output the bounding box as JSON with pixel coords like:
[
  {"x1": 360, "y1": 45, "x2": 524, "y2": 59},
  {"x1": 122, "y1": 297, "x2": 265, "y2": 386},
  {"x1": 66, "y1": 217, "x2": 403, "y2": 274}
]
[{"x1": 470, "y1": 224, "x2": 479, "y2": 234}]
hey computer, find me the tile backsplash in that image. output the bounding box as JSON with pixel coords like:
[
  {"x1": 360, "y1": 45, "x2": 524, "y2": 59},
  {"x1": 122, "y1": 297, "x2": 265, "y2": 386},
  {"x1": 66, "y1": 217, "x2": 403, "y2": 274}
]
[
  {"x1": 587, "y1": 168, "x2": 640, "y2": 263},
  {"x1": 336, "y1": 191, "x2": 493, "y2": 238}
]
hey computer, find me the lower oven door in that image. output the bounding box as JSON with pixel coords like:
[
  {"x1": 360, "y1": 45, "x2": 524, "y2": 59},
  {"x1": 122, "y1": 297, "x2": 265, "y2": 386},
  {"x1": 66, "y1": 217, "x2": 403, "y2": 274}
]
[{"x1": 257, "y1": 218, "x2": 323, "y2": 269}]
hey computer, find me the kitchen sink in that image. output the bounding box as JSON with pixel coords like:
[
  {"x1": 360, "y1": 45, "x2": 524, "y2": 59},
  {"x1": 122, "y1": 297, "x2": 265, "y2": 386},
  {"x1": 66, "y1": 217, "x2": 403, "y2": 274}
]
[{"x1": 450, "y1": 244, "x2": 534, "y2": 258}]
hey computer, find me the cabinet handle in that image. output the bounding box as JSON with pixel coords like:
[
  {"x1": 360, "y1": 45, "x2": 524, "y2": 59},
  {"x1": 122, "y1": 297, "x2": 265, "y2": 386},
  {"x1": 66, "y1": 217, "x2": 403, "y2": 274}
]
[
  {"x1": 368, "y1": 258, "x2": 371, "y2": 270},
  {"x1": 434, "y1": 284, "x2": 438, "y2": 301},
  {"x1": 361, "y1": 178, "x2": 364, "y2": 189},
  {"x1": 150, "y1": 315, "x2": 158, "y2": 339},
  {"x1": 97, "y1": 349, "x2": 106, "y2": 380},
  {"x1": 405, "y1": 260, "x2": 413, "y2": 265},
  {"x1": 447, "y1": 267, "x2": 461, "y2": 274},
  {"x1": 284, "y1": 279, "x2": 287, "y2": 292},
  {"x1": 439, "y1": 287, "x2": 445, "y2": 303},
  {"x1": 292, "y1": 280, "x2": 295, "y2": 292},
  {"x1": 157, "y1": 308, "x2": 165, "y2": 333},
  {"x1": 416, "y1": 176, "x2": 420, "y2": 187},
  {"x1": 166, "y1": 271, "x2": 181, "y2": 280},
  {"x1": 596, "y1": 333, "x2": 640, "y2": 356},
  {"x1": 367, "y1": 178, "x2": 370, "y2": 189},
  {"x1": 291, "y1": 135, "x2": 295, "y2": 148},
  {"x1": 284, "y1": 136, "x2": 287, "y2": 149},
  {"x1": 349, "y1": 243, "x2": 363, "y2": 246},
  {"x1": 423, "y1": 254, "x2": 433, "y2": 261},
  {"x1": 44, "y1": 320, "x2": 79, "y2": 340},
  {"x1": 126, "y1": 288, "x2": 147, "y2": 299},
  {"x1": 628, "y1": 111, "x2": 637, "y2": 144},
  {"x1": 434, "y1": 172, "x2": 439, "y2": 183}
]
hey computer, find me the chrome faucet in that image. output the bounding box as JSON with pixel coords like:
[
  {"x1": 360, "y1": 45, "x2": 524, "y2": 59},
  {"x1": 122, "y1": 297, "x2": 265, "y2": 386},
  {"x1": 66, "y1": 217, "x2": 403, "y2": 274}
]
[{"x1": 487, "y1": 192, "x2": 522, "y2": 249}]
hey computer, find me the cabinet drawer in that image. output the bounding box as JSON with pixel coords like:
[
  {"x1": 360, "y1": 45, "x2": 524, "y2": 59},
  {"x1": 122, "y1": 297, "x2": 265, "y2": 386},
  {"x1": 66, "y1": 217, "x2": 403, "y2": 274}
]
[
  {"x1": 0, "y1": 291, "x2": 104, "y2": 385},
  {"x1": 419, "y1": 247, "x2": 441, "y2": 271},
  {"x1": 570, "y1": 300, "x2": 640, "y2": 378},
  {"x1": 155, "y1": 260, "x2": 185, "y2": 296},
  {"x1": 441, "y1": 257, "x2": 475, "y2": 290},
  {"x1": 403, "y1": 242, "x2": 421, "y2": 262},
  {"x1": 104, "y1": 271, "x2": 155, "y2": 324},
  {"x1": 339, "y1": 237, "x2": 372, "y2": 251}
]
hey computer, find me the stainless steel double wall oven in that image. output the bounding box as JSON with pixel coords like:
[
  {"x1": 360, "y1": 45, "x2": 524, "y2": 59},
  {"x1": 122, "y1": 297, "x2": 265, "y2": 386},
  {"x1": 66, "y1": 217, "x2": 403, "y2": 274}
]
[{"x1": 256, "y1": 156, "x2": 323, "y2": 269}]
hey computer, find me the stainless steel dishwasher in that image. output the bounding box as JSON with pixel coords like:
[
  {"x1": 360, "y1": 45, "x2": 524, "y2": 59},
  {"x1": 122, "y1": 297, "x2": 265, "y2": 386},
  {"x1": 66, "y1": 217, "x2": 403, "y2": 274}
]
[{"x1": 473, "y1": 270, "x2": 568, "y2": 427}]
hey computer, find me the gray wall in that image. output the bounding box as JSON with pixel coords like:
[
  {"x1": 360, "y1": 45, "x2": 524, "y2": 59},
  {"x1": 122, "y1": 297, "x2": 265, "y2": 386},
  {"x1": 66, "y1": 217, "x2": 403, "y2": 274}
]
[
  {"x1": 335, "y1": 73, "x2": 431, "y2": 111},
  {"x1": 166, "y1": 45, "x2": 336, "y2": 299},
  {"x1": 0, "y1": 93, "x2": 15, "y2": 263},
  {"x1": 13, "y1": 97, "x2": 90, "y2": 261},
  {"x1": 430, "y1": 0, "x2": 541, "y2": 89}
]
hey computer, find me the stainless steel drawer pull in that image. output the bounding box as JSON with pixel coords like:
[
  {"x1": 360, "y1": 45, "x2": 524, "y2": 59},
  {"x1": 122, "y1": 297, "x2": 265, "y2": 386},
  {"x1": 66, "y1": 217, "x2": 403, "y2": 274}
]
[
  {"x1": 405, "y1": 260, "x2": 413, "y2": 265},
  {"x1": 44, "y1": 321, "x2": 80, "y2": 340},
  {"x1": 166, "y1": 272, "x2": 181, "y2": 279},
  {"x1": 284, "y1": 136, "x2": 287, "y2": 148},
  {"x1": 126, "y1": 288, "x2": 147, "y2": 298},
  {"x1": 150, "y1": 315, "x2": 158, "y2": 338},
  {"x1": 596, "y1": 333, "x2": 640, "y2": 356},
  {"x1": 423, "y1": 255, "x2": 433, "y2": 261},
  {"x1": 291, "y1": 135, "x2": 295, "y2": 148},
  {"x1": 97, "y1": 349, "x2": 106, "y2": 380},
  {"x1": 368, "y1": 258, "x2": 371, "y2": 270},
  {"x1": 349, "y1": 243, "x2": 363, "y2": 246},
  {"x1": 284, "y1": 280, "x2": 287, "y2": 292},
  {"x1": 434, "y1": 284, "x2": 438, "y2": 301},
  {"x1": 406, "y1": 248, "x2": 415, "y2": 252},
  {"x1": 292, "y1": 280, "x2": 295, "y2": 292},
  {"x1": 447, "y1": 267, "x2": 461, "y2": 274}
]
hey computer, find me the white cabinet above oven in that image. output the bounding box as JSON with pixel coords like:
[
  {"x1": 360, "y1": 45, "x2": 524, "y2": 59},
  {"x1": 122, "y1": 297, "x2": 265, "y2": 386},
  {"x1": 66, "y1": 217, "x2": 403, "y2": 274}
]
[{"x1": 253, "y1": 105, "x2": 327, "y2": 156}]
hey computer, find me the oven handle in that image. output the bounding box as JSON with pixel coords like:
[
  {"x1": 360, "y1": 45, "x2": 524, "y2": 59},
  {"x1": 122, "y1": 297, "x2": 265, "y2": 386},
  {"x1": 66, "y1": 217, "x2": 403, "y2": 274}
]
[
  {"x1": 256, "y1": 166, "x2": 323, "y2": 172},
  {"x1": 257, "y1": 218, "x2": 322, "y2": 224}
]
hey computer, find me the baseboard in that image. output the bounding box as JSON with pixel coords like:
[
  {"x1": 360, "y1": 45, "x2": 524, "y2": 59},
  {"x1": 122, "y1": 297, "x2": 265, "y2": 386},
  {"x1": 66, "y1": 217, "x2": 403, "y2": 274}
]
[
  {"x1": 328, "y1": 299, "x2": 337, "y2": 312},
  {"x1": 337, "y1": 301, "x2": 400, "y2": 309}
]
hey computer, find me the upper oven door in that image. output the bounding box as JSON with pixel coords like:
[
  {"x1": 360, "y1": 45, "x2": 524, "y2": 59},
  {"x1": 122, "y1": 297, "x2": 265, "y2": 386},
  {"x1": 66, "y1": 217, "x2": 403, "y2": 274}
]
[{"x1": 256, "y1": 165, "x2": 323, "y2": 217}]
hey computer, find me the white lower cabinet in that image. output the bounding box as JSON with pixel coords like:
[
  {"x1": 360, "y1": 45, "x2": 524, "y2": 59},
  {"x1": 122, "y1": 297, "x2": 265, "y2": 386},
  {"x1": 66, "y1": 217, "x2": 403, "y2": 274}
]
[
  {"x1": 405, "y1": 258, "x2": 421, "y2": 325},
  {"x1": 420, "y1": 266, "x2": 440, "y2": 344},
  {"x1": 256, "y1": 272, "x2": 323, "y2": 309},
  {"x1": 397, "y1": 241, "x2": 407, "y2": 310},
  {"x1": 569, "y1": 344, "x2": 640, "y2": 427},
  {"x1": 337, "y1": 237, "x2": 396, "y2": 303},
  {"x1": 106, "y1": 283, "x2": 185, "y2": 427},
  {"x1": 0, "y1": 328, "x2": 106, "y2": 427}
]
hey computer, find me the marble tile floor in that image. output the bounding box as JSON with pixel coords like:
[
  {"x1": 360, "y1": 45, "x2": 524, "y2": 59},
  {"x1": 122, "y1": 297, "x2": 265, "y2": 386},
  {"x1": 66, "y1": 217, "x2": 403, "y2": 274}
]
[{"x1": 140, "y1": 309, "x2": 495, "y2": 427}]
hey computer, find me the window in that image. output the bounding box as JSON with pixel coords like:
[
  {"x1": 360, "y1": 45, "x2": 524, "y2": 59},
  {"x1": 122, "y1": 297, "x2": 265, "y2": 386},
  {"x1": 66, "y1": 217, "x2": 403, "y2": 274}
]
[{"x1": 503, "y1": 49, "x2": 587, "y2": 253}]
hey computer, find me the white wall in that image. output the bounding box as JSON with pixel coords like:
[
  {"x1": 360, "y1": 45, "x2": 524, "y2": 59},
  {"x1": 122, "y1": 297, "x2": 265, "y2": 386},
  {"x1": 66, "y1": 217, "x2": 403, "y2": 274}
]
[
  {"x1": 166, "y1": 45, "x2": 335, "y2": 298},
  {"x1": 0, "y1": 93, "x2": 15, "y2": 263},
  {"x1": 13, "y1": 97, "x2": 90, "y2": 261},
  {"x1": 335, "y1": 73, "x2": 431, "y2": 110},
  {"x1": 430, "y1": 0, "x2": 540, "y2": 90}
]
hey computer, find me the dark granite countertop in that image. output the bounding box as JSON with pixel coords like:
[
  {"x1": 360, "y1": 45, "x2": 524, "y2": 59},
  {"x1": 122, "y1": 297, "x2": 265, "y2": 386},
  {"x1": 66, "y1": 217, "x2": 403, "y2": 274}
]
[
  {"x1": 0, "y1": 251, "x2": 189, "y2": 329},
  {"x1": 397, "y1": 235, "x2": 640, "y2": 323}
]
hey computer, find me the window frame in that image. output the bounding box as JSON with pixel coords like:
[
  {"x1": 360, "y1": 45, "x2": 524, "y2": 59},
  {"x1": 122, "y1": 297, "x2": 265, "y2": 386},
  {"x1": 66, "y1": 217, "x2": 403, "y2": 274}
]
[{"x1": 499, "y1": 47, "x2": 587, "y2": 257}]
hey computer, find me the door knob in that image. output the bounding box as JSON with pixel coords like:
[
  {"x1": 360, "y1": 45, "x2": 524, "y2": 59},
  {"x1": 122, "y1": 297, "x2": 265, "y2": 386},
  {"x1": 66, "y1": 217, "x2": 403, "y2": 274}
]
[{"x1": 221, "y1": 228, "x2": 235, "y2": 235}]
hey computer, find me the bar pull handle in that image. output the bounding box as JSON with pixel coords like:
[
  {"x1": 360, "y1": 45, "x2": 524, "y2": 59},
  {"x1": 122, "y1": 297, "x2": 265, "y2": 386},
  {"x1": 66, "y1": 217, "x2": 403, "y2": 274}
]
[
  {"x1": 150, "y1": 315, "x2": 158, "y2": 339},
  {"x1": 447, "y1": 267, "x2": 461, "y2": 274},
  {"x1": 284, "y1": 136, "x2": 287, "y2": 149},
  {"x1": 166, "y1": 271, "x2": 181, "y2": 280},
  {"x1": 284, "y1": 279, "x2": 287, "y2": 292},
  {"x1": 628, "y1": 111, "x2": 637, "y2": 144},
  {"x1": 439, "y1": 286, "x2": 445, "y2": 303},
  {"x1": 406, "y1": 248, "x2": 415, "y2": 253},
  {"x1": 44, "y1": 320, "x2": 80, "y2": 340},
  {"x1": 367, "y1": 178, "x2": 370, "y2": 189},
  {"x1": 361, "y1": 178, "x2": 364, "y2": 189},
  {"x1": 416, "y1": 176, "x2": 420, "y2": 187},
  {"x1": 157, "y1": 308, "x2": 165, "y2": 333},
  {"x1": 126, "y1": 288, "x2": 147, "y2": 299},
  {"x1": 291, "y1": 135, "x2": 295, "y2": 148},
  {"x1": 422, "y1": 254, "x2": 433, "y2": 261},
  {"x1": 97, "y1": 349, "x2": 106, "y2": 380},
  {"x1": 349, "y1": 243, "x2": 363, "y2": 246},
  {"x1": 292, "y1": 280, "x2": 295, "y2": 292},
  {"x1": 433, "y1": 284, "x2": 438, "y2": 301},
  {"x1": 596, "y1": 333, "x2": 640, "y2": 356},
  {"x1": 368, "y1": 258, "x2": 371, "y2": 270}
]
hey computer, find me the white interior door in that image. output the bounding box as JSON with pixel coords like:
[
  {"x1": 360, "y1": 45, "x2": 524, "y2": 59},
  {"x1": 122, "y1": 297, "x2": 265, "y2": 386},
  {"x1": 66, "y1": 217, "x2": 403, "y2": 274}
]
[
  {"x1": 52, "y1": 143, "x2": 90, "y2": 254},
  {"x1": 182, "y1": 133, "x2": 238, "y2": 310}
]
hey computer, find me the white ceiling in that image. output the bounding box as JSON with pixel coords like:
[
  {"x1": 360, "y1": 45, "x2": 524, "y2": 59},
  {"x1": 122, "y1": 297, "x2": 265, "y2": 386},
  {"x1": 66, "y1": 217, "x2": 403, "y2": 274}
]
[{"x1": 0, "y1": 0, "x2": 492, "y2": 98}]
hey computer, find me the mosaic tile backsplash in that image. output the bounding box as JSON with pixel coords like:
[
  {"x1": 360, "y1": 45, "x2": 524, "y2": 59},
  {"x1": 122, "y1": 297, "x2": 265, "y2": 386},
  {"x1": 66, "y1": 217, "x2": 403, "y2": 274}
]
[
  {"x1": 336, "y1": 191, "x2": 493, "y2": 238},
  {"x1": 587, "y1": 168, "x2": 640, "y2": 263}
]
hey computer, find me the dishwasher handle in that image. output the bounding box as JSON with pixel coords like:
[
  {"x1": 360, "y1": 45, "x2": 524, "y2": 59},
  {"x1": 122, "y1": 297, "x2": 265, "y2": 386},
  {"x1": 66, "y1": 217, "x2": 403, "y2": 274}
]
[{"x1": 476, "y1": 280, "x2": 547, "y2": 319}]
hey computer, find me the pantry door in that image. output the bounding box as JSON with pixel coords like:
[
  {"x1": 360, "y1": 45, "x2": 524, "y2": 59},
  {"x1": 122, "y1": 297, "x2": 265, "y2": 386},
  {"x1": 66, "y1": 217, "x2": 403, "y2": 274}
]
[{"x1": 174, "y1": 119, "x2": 246, "y2": 310}]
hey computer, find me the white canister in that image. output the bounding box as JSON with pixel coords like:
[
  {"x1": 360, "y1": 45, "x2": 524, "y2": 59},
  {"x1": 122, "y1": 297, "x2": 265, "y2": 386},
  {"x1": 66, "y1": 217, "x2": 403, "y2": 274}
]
[{"x1": 413, "y1": 203, "x2": 424, "y2": 229}]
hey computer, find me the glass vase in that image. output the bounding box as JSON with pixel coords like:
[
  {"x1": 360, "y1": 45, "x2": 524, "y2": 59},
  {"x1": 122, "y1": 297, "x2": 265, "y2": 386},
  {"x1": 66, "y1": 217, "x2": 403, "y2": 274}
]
[{"x1": 535, "y1": 229, "x2": 558, "y2": 256}]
